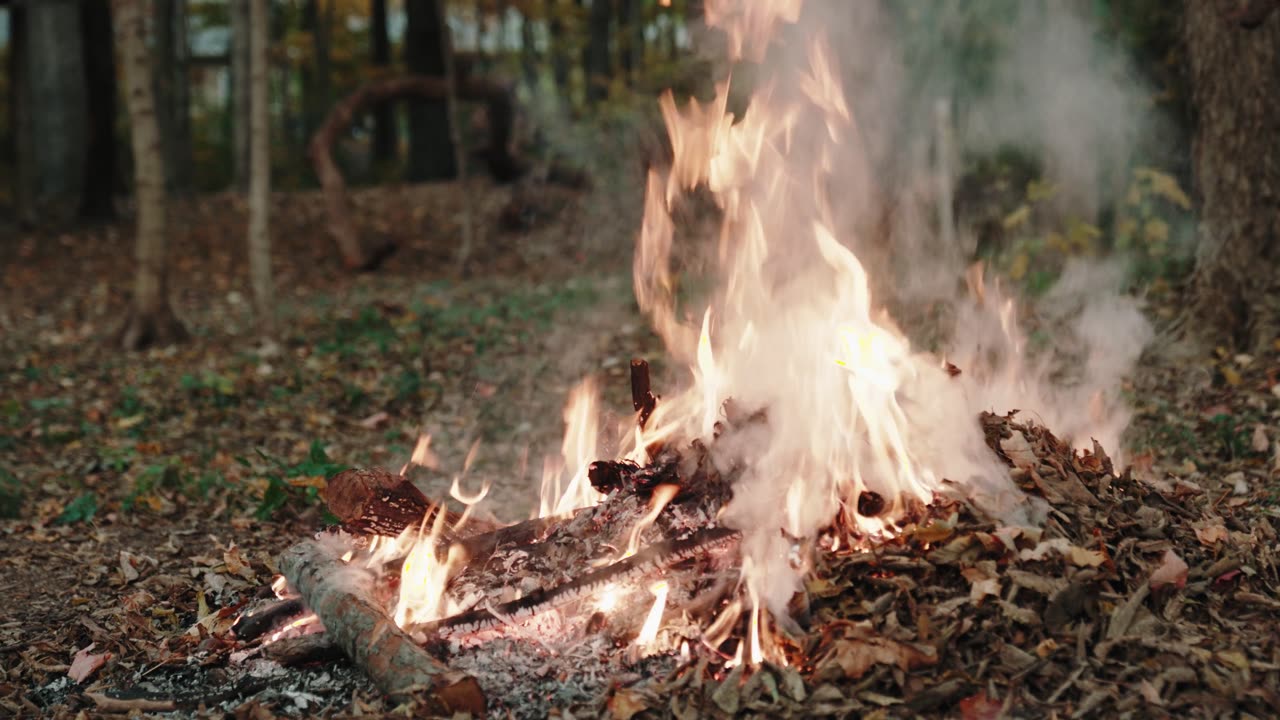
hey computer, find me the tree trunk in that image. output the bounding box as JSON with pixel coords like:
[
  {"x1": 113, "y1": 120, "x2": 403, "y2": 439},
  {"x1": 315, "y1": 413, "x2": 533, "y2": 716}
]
[
  {"x1": 248, "y1": 0, "x2": 274, "y2": 336},
  {"x1": 154, "y1": 0, "x2": 192, "y2": 194},
  {"x1": 405, "y1": 0, "x2": 457, "y2": 181},
  {"x1": 309, "y1": 75, "x2": 519, "y2": 270},
  {"x1": 520, "y1": 7, "x2": 539, "y2": 90},
  {"x1": 230, "y1": 0, "x2": 251, "y2": 193},
  {"x1": 114, "y1": 0, "x2": 187, "y2": 350},
  {"x1": 617, "y1": 0, "x2": 642, "y2": 85},
  {"x1": 6, "y1": 3, "x2": 22, "y2": 223},
  {"x1": 585, "y1": 0, "x2": 613, "y2": 103},
  {"x1": 547, "y1": 0, "x2": 570, "y2": 91},
  {"x1": 80, "y1": 0, "x2": 118, "y2": 221},
  {"x1": 370, "y1": 0, "x2": 396, "y2": 164},
  {"x1": 19, "y1": 0, "x2": 87, "y2": 226},
  {"x1": 1184, "y1": 3, "x2": 1280, "y2": 352}
]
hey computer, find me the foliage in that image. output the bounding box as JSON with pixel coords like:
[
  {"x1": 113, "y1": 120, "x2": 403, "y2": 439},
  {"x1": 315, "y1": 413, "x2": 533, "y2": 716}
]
[
  {"x1": 55, "y1": 492, "x2": 98, "y2": 525},
  {"x1": 252, "y1": 440, "x2": 348, "y2": 520},
  {"x1": 0, "y1": 466, "x2": 22, "y2": 519}
]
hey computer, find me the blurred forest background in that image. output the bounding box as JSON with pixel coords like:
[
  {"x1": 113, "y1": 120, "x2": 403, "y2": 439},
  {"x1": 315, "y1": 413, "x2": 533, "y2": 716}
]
[{"x1": 1, "y1": 0, "x2": 1278, "y2": 522}]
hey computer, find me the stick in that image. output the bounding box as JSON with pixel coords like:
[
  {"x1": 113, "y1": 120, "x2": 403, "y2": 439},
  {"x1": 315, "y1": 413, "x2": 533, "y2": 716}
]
[
  {"x1": 279, "y1": 539, "x2": 483, "y2": 712},
  {"x1": 231, "y1": 598, "x2": 306, "y2": 642},
  {"x1": 631, "y1": 358, "x2": 657, "y2": 429}
]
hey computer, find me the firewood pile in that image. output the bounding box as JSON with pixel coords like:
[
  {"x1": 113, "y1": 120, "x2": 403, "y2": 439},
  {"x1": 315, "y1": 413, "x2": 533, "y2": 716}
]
[{"x1": 217, "y1": 363, "x2": 1279, "y2": 719}]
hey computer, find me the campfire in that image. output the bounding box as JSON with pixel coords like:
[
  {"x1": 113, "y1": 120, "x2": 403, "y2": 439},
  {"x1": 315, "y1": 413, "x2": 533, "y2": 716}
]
[{"x1": 233, "y1": 0, "x2": 1144, "y2": 715}]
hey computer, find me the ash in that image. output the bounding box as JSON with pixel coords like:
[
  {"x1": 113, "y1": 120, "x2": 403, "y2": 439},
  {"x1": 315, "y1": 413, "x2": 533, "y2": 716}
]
[{"x1": 447, "y1": 634, "x2": 677, "y2": 720}]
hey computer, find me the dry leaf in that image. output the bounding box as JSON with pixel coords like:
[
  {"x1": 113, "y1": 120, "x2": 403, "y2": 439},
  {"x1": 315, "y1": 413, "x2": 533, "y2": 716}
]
[
  {"x1": 999, "y1": 432, "x2": 1037, "y2": 470},
  {"x1": 1252, "y1": 426, "x2": 1269, "y2": 453},
  {"x1": 1194, "y1": 521, "x2": 1229, "y2": 546},
  {"x1": 1150, "y1": 549, "x2": 1188, "y2": 590},
  {"x1": 68, "y1": 643, "x2": 110, "y2": 683},
  {"x1": 958, "y1": 691, "x2": 1003, "y2": 720},
  {"x1": 607, "y1": 688, "x2": 650, "y2": 720}
]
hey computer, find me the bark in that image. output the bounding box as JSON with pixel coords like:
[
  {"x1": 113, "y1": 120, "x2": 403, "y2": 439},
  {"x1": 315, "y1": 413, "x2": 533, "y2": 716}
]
[
  {"x1": 248, "y1": 0, "x2": 274, "y2": 335},
  {"x1": 80, "y1": 0, "x2": 118, "y2": 221},
  {"x1": 584, "y1": 0, "x2": 613, "y2": 103},
  {"x1": 370, "y1": 0, "x2": 396, "y2": 164},
  {"x1": 229, "y1": 0, "x2": 251, "y2": 192},
  {"x1": 1184, "y1": 3, "x2": 1280, "y2": 352},
  {"x1": 618, "y1": 0, "x2": 643, "y2": 84},
  {"x1": 309, "y1": 75, "x2": 518, "y2": 270},
  {"x1": 435, "y1": 0, "x2": 476, "y2": 271},
  {"x1": 19, "y1": 0, "x2": 87, "y2": 226},
  {"x1": 326, "y1": 467, "x2": 461, "y2": 538},
  {"x1": 278, "y1": 539, "x2": 484, "y2": 710},
  {"x1": 520, "y1": 7, "x2": 539, "y2": 90},
  {"x1": 405, "y1": 0, "x2": 457, "y2": 181},
  {"x1": 114, "y1": 0, "x2": 187, "y2": 350},
  {"x1": 8, "y1": 3, "x2": 24, "y2": 224},
  {"x1": 155, "y1": 0, "x2": 192, "y2": 193},
  {"x1": 546, "y1": 0, "x2": 570, "y2": 90}
]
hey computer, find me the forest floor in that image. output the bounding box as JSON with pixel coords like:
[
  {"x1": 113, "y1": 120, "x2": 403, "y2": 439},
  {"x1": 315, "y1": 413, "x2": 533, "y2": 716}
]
[{"x1": 1, "y1": 175, "x2": 1278, "y2": 718}]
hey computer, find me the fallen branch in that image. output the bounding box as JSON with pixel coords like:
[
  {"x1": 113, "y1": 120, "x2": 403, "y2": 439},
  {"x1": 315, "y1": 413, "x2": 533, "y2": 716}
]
[
  {"x1": 413, "y1": 526, "x2": 741, "y2": 638},
  {"x1": 279, "y1": 538, "x2": 483, "y2": 712},
  {"x1": 309, "y1": 74, "x2": 521, "y2": 270}
]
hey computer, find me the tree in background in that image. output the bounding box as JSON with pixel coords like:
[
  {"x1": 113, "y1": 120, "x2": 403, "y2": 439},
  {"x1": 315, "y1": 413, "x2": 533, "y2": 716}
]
[
  {"x1": 370, "y1": 0, "x2": 396, "y2": 165},
  {"x1": 16, "y1": 0, "x2": 87, "y2": 226},
  {"x1": 79, "y1": 1, "x2": 119, "y2": 221},
  {"x1": 584, "y1": 0, "x2": 612, "y2": 103},
  {"x1": 155, "y1": 0, "x2": 193, "y2": 194},
  {"x1": 249, "y1": 0, "x2": 274, "y2": 335},
  {"x1": 230, "y1": 0, "x2": 251, "y2": 192},
  {"x1": 114, "y1": 0, "x2": 187, "y2": 350},
  {"x1": 1184, "y1": 1, "x2": 1280, "y2": 352},
  {"x1": 405, "y1": 0, "x2": 457, "y2": 180}
]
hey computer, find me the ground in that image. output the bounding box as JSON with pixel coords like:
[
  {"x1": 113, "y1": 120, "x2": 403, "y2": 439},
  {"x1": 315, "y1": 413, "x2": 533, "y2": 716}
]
[{"x1": 1, "y1": 175, "x2": 1278, "y2": 718}]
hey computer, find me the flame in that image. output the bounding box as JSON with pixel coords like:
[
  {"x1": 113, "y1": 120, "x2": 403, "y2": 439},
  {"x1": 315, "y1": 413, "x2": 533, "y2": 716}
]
[
  {"x1": 539, "y1": 379, "x2": 605, "y2": 517},
  {"x1": 626, "y1": 0, "x2": 1002, "y2": 661},
  {"x1": 622, "y1": 484, "x2": 680, "y2": 559},
  {"x1": 268, "y1": 612, "x2": 319, "y2": 643},
  {"x1": 597, "y1": 584, "x2": 621, "y2": 613},
  {"x1": 635, "y1": 580, "x2": 670, "y2": 647}
]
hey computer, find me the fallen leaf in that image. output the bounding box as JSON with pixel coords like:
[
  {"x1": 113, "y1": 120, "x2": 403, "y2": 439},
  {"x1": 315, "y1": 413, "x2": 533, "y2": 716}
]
[
  {"x1": 68, "y1": 644, "x2": 110, "y2": 683},
  {"x1": 357, "y1": 411, "x2": 389, "y2": 429},
  {"x1": 1252, "y1": 426, "x2": 1269, "y2": 453},
  {"x1": 607, "y1": 688, "x2": 650, "y2": 720},
  {"x1": 958, "y1": 691, "x2": 1003, "y2": 720},
  {"x1": 1194, "y1": 521, "x2": 1229, "y2": 546},
  {"x1": 1150, "y1": 549, "x2": 1188, "y2": 590},
  {"x1": 999, "y1": 433, "x2": 1037, "y2": 470}
]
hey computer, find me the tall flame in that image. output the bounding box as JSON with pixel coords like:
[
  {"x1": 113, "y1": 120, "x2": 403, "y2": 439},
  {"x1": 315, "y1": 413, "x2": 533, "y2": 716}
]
[{"x1": 628, "y1": 0, "x2": 1010, "y2": 641}]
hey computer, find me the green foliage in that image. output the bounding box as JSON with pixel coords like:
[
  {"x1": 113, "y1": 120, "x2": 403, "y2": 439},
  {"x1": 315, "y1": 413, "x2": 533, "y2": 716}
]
[
  {"x1": 180, "y1": 371, "x2": 241, "y2": 408},
  {"x1": 1113, "y1": 167, "x2": 1196, "y2": 286},
  {"x1": 0, "y1": 467, "x2": 23, "y2": 519},
  {"x1": 253, "y1": 441, "x2": 348, "y2": 520},
  {"x1": 56, "y1": 493, "x2": 98, "y2": 525}
]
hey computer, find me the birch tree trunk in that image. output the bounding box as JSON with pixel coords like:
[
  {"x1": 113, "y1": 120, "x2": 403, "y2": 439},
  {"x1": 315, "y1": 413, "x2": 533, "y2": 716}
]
[
  {"x1": 248, "y1": 0, "x2": 274, "y2": 335},
  {"x1": 114, "y1": 0, "x2": 187, "y2": 350}
]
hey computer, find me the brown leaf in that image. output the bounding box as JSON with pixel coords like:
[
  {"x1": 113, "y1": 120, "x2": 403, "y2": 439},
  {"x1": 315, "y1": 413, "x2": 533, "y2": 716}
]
[
  {"x1": 1193, "y1": 521, "x2": 1229, "y2": 546},
  {"x1": 818, "y1": 634, "x2": 936, "y2": 679},
  {"x1": 1150, "y1": 549, "x2": 1188, "y2": 590},
  {"x1": 958, "y1": 691, "x2": 1003, "y2": 720},
  {"x1": 68, "y1": 643, "x2": 110, "y2": 683},
  {"x1": 608, "y1": 687, "x2": 650, "y2": 720}
]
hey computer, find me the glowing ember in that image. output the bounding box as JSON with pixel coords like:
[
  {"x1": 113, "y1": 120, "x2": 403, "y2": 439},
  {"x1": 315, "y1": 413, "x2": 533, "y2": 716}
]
[
  {"x1": 635, "y1": 580, "x2": 670, "y2": 647},
  {"x1": 596, "y1": 584, "x2": 621, "y2": 613}
]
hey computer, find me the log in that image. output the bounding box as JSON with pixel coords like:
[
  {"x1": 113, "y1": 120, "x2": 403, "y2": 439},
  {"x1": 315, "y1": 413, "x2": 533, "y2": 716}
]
[
  {"x1": 326, "y1": 467, "x2": 461, "y2": 540},
  {"x1": 279, "y1": 538, "x2": 484, "y2": 711},
  {"x1": 309, "y1": 74, "x2": 522, "y2": 270}
]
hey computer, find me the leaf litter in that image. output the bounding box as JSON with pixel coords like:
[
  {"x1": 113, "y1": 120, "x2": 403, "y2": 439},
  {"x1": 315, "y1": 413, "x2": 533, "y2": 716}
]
[{"x1": 1, "y1": 180, "x2": 1278, "y2": 716}]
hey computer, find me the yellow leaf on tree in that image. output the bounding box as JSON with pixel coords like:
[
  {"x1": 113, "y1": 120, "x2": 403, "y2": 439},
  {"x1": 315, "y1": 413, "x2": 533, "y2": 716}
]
[
  {"x1": 1009, "y1": 252, "x2": 1029, "y2": 280},
  {"x1": 1002, "y1": 205, "x2": 1031, "y2": 230},
  {"x1": 1143, "y1": 219, "x2": 1169, "y2": 245}
]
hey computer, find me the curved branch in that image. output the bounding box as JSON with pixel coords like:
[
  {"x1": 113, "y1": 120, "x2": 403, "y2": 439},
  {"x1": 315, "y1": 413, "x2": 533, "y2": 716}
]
[{"x1": 308, "y1": 75, "x2": 521, "y2": 270}]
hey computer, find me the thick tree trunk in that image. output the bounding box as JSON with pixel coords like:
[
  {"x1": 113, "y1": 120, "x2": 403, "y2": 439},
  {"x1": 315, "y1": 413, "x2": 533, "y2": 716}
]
[
  {"x1": 584, "y1": 0, "x2": 612, "y2": 103},
  {"x1": 1184, "y1": 3, "x2": 1280, "y2": 352},
  {"x1": 79, "y1": 0, "x2": 118, "y2": 221},
  {"x1": 114, "y1": 0, "x2": 187, "y2": 350},
  {"x1": 370, "y1": 0, "x2": 396, "y2": 164},
  {"x1": 405, "y1": 0, "x2": 457, "y2": 181},
  {"x1": 230, "y1": 0, "x2": 251, "y2": 193},
  {"x1": 155, "y1": 0, "x2": 192, "y2": 194},
  {"x1": 248, "y1": 0, "x2": 274, "y2": 335},
  {"x1": 309, "y1": 75, "x2": 519, "y2": 270},
  {"x1": 19, "y1": 0, "x2": 87, "y2": 226}
]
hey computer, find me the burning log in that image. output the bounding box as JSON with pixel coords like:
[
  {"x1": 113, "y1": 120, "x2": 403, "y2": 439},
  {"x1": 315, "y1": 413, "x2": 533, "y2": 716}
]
[
  {"x1": 278, "y1": 538, "x2": 484, "y2": 711},
  {"x1": 631, "y1": 358, "x2": 658, "y2": 429},
  {"x1": 411, "y1": 526, "x2": 741, "y2": 638},
  {"x1": 230, "y1": 598, "x2": 306, "y2": 643},
  {"x1": 326, "y1": 467, "x2": 463, "y2": 540}
]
